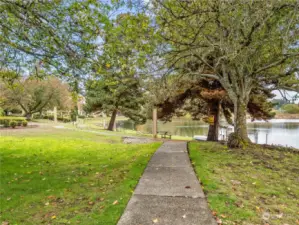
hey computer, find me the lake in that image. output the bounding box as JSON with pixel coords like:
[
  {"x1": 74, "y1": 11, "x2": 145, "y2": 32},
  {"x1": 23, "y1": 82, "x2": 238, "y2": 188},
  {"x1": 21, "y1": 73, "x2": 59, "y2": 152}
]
[{"x1": 117, "y1": 119, "x2": 299, "y2": 149}]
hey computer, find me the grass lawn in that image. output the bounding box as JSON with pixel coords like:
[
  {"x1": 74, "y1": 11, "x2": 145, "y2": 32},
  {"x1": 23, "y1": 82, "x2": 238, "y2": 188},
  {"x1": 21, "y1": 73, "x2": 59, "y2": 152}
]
[
  {"x1": 0, "y1": 127, "x2": 161, "y2": 225},
  {"x1": 189, "y1": 141, "x2": 299, "y2": 225}
]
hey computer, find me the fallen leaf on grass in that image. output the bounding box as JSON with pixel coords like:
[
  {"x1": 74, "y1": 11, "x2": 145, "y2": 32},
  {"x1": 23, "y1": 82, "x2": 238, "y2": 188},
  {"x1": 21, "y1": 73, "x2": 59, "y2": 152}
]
[
  {"x1": 45, "y1": 202, "x2": 49, "y2": 206},
  {"x1": 275, "y1": 213, "x2": 283, "y2": 219},
  {"x1": 216, "y1": 218, "x2": 222, "y2": 224},
  {"x1": 230, "y1": 180, "x2": 241, "y2": 185},
  {"x1": 2, "y1": 221, "x2": 9, "y2": 225},
  {"x1": 51, "y1": 215, "x2": 56, "y2": 219},
  {"x1": 112, "y1": 200, "x2": 118, "y2": 205},
  {"x1": 262, "y1": 212, "x2": 270, "y2": 221},
  {"x1": 88, "y1": 201, "x2": 94, "y2": 205}
]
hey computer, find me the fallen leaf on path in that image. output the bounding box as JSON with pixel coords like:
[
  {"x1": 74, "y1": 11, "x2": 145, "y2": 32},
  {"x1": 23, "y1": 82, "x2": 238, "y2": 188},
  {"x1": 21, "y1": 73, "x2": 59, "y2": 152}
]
[
  {"x1": 182, "y1": 214, "x2": 186, "y2": 219},
  {"x1": 185, "y1": 186, "x2": 191, "y2": 189},
  {"x1": 153, "y1": 218, "x2": 158, "y2": 223}
]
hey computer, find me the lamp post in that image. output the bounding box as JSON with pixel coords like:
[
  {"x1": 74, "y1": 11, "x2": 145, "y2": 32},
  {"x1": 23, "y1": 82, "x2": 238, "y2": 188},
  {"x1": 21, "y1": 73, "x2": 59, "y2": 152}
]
[{"x1": 152, "y1": 108, "x2": 157, "y2": 138}]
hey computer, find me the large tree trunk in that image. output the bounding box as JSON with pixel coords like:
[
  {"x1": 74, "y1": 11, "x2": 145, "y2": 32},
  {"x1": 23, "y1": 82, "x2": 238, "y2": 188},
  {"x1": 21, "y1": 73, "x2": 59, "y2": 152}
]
[
  {"x1": 234, "y1": 101, "x2": 250, "y2": 142},
  {"x1": 207, "y1": 101, "x2": 220, "y2": 141},
  {"x1": 25, "y1": 113, "x2": 32, "y2": 120},
  {"x1": 107, "y1": 109, "x2": 117, "y2": 131},
  {"x1": 228, "y1": 99, "x2": 251, "y2": 148}
]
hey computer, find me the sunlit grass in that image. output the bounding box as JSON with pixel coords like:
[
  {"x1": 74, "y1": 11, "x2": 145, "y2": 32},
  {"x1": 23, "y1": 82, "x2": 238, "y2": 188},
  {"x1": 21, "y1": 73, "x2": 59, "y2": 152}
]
[
  {"x1": 189, "y1": 141, "x2": 299, "y2": 225},
  {"x1": 0, "y1": 134, "x2": 160, "y2": 225}
]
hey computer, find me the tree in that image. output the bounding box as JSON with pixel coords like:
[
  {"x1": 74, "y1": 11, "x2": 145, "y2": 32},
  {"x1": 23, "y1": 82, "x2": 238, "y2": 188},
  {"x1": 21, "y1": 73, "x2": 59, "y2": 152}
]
[
  {"x1": 85, "y1": 13, "x2": 156, "y2": 131},
  {"x1": 0, "y1": 0, "x2": 108, "y2": 76},
  {"x1": 153, "y1": 0, "x2": 299, "y2": 146},
  {"x1": 1, "y1": 74, "x2": 72, "y2": 119},
  {"x1": 85, "y1": 77, "x2": 146, "y2": 131},
  {"x1": 155, "y1": 75, "x2": 275, "y2": 142}
]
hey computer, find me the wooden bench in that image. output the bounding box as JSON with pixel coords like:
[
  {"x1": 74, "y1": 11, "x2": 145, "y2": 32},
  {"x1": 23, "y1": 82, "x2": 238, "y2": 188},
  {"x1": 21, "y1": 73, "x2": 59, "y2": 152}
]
[{"x1": 159, "y1": 131, "x2": 172, "y2": 139}]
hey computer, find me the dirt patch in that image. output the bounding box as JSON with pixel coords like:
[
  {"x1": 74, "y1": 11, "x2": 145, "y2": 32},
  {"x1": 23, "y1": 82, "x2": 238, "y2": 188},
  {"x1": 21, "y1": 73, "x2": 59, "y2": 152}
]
[{"x1": 274, "y1": 113, "x2": 299, "y2": 119}]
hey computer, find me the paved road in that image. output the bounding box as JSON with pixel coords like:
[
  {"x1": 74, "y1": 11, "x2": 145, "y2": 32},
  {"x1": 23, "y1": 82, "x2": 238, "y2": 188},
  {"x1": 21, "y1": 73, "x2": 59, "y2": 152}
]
[{"x1": 117, "y1": 141, "x2": 217, "y2": 225}]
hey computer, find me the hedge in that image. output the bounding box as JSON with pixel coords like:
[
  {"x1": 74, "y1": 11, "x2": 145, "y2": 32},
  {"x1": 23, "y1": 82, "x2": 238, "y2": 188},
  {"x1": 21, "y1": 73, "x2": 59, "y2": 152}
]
[
  {"x1": 282, "y1": 104, "x2": 299, "y2": 114},
  {"x1": 32, "y1": 114, "x2": 72, "y2": 123},
  {"x1": 0, "y1": 117, "x2": 26, "y2": 128}
]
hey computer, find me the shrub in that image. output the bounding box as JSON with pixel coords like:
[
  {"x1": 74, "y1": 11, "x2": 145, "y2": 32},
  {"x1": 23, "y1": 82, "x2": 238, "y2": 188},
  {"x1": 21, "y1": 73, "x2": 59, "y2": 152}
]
[
  {"x1": 9, "y1": 120, "x2": 17, "y2": 128},
  {"x1": 282, "y1": 104, "x2": 299, "y2": 114},
  {"x1": 0, "y1": 116, "x2": 26, "y2": 128},
  {"x1": 0, "y1": 108, "x2": 4, "y2": 116},
  {"x1": 3, "y1": 120, "x2": 10, "y2": 128},
  {"x1": 22, "y1": 121, "x2": 28, "y2": 127}
]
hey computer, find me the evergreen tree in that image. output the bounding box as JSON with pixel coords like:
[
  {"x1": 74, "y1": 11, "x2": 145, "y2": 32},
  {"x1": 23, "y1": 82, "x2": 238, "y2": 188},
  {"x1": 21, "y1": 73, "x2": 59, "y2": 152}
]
[{"x1": 85, "y1": 13, "x2": 156, "y2": 131}]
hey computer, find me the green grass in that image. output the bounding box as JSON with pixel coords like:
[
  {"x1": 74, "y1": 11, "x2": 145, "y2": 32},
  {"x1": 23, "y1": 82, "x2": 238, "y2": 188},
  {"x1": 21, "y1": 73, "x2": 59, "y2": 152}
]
[
  {"x1": 0, "y1": 131, "x2": 161, "y2": 225},
  {"x1": 189, "y1": 141, "x2": 299, "y2": 225}
]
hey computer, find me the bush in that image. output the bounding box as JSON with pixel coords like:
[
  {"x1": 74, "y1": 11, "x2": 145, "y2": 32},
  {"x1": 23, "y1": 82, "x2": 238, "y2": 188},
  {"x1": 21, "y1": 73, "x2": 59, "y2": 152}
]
[
  {"x1": 3, "y1": 120, "x2": 10, "y2": 128},
  {"x1": 282, "y1": 104, "x2": 299, "y2": 114},
  {"x1": 22, "y1": 121, "x2": 28, "y2": 127},
  {"x1": 9, "y1": 120, "x2": 17, "y2": 128},
  {"x1": 0, "y1": 108, "x2": 4, "y2": 116},
  {"x1": 0, "y1": 116, "x2": 26, "y2": 128}
]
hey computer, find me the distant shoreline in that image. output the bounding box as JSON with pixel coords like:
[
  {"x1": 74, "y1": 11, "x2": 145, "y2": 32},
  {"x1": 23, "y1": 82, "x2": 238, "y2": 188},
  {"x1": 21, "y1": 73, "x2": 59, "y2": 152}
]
[{"x1": 274, "y1": 113, "x2": 299, "y2": 119}]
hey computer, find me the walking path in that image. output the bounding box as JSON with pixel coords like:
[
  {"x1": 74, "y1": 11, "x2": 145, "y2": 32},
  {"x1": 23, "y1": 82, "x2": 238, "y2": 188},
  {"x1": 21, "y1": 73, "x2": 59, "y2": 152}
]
[{"x1": 117, "y1": 141, "x2": 217, "y2": 225}]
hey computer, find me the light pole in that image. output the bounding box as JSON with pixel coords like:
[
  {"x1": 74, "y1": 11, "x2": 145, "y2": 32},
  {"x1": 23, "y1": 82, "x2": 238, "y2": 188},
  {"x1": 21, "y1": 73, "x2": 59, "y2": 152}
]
[{"x1": 152, "y1": 108, "x2": 157, "y2": 138}]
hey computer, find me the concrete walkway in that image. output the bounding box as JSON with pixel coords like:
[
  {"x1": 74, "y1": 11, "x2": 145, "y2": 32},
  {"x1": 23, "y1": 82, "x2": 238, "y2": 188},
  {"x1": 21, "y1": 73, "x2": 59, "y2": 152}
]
[{"x1": 117, "y1": 141, "x2": 217, "y2": 225}]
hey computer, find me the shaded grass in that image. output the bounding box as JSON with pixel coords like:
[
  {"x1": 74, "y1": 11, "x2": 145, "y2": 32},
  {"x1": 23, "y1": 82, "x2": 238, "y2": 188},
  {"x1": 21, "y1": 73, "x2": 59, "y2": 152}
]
[
  {"x1": 0, "y1": 124, "x2": 122, "y2": 143},
  {"x1": 189, "y1": 141, "x2": 299, "y2": 225},
  {"x1": 0, "y1": 136, "x2": 160, "y2": 225}
]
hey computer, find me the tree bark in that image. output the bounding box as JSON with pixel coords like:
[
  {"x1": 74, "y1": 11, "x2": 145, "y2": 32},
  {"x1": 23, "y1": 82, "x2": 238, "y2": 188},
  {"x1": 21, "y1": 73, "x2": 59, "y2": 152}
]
[
  {"x1": 207, "y1": 101, "x2": 220, "y2": 141},
  {"x1": 234, "y1": 100, "x2": 251, "y2": 143},
  {"x1": 25, "y1": 113, "x2": 32, "y2": 120},
  {"x1": 107, "y1": 109, "x2": 117, "y2": 131}
]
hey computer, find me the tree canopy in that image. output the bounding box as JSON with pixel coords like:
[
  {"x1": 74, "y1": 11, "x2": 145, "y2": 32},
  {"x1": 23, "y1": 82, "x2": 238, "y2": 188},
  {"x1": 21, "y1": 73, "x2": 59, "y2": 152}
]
[
  {"x1": 153, "y1": 0, "x2": 299, "y2": 146},
  {"x1": 1, "y1": 72, "x2": 72, "y2": 119}
]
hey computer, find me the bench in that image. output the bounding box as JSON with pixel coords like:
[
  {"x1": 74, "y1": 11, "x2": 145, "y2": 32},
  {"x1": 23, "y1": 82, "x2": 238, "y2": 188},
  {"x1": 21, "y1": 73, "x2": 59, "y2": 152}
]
[{"x1": 159, "y1": 131, "x2": 172, "y2": 139}]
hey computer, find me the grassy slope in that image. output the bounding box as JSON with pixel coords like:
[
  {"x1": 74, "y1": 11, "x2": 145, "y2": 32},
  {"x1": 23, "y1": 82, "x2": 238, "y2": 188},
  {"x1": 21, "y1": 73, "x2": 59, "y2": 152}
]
[
  {"x1": 0, "y1": 129, "x2": 160, "y2": 225},
  {"x1": 189, "y1": 141, "x2": 299, "y2": 225}
]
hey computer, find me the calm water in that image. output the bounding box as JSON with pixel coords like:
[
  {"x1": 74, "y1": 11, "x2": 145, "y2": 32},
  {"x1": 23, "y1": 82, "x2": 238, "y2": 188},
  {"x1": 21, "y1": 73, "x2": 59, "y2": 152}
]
[{"x1": 117, "y1": 119, "x2": 299, "y2": 148}]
